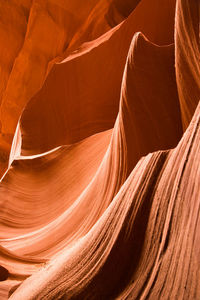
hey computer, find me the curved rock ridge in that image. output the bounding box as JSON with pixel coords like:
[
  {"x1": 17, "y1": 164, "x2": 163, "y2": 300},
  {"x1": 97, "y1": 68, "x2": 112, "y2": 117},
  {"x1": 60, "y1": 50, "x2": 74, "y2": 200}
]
[
  {"x1": 20, "y1": 0, "x2": 176, "y2": 156},
  {"x1": 0, "y1": 130, "x2": 112, "y2": 236},
  {"x1": 0, "y1": 0, "x2": 199, "y2": 299},
  {"x1": 119, "y1": 33, "x2": 182, "y2": 175},
  {"x1": 0, "y1": 0, "x2": 142, "y2": 179},
  {"x1": 1, "y1": 32, "x2": 181, "y2": 258},
  {"x1": 8, "y1": 100, "x2": 200, "y2": 300},
  {"x1": 0, "y1": 0, "x2": 32, "y2": 181}
]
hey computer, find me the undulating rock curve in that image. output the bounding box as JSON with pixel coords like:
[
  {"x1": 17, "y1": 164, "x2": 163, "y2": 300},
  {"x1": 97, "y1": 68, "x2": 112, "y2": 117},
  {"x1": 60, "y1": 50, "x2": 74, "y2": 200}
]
[{"x1": 0, "y1": 0, "x2": 199, "y2": 299}]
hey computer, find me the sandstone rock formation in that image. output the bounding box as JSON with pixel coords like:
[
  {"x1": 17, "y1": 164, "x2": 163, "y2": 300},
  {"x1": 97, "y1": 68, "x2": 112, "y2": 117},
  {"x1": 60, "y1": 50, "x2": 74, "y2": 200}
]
[{"x1": 0, "y1": 0, "x2": 199, "y2": 299}]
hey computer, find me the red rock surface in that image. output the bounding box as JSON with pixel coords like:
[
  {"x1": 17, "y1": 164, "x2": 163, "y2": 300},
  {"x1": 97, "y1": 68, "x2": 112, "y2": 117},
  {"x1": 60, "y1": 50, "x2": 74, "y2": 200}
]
[{"x1": 0, "y1": 0, "x2": 199, "y2": 299}]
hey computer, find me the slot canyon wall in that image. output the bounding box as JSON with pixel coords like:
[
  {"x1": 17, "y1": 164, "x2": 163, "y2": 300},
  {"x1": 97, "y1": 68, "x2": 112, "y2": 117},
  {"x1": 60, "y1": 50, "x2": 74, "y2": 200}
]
[{"x1": 0, "y1": 0, "x2": 199, "y2": 299}]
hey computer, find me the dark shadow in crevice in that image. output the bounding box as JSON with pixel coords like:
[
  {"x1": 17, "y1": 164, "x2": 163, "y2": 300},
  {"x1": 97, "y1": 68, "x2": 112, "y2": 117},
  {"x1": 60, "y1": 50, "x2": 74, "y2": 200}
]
[
  {"x1": 106, "y1": 0, "x2": 141, "y2": 27},
  {"x1": 0, "y1": 265, "x2": 9, "y2": 281}
]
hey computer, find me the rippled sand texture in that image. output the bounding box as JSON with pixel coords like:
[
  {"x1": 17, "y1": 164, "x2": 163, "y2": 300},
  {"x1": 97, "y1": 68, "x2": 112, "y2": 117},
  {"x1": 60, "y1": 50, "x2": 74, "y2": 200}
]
[{"x1": 0, "y1": 0, "x2": 199, "y2": 299}]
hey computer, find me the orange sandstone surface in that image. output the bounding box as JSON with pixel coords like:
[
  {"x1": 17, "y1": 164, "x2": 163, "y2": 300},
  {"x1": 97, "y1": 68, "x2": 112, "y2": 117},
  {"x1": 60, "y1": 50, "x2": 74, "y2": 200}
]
[{"x1": 0, "y1": 0, "x2": 199, "y2": 299}]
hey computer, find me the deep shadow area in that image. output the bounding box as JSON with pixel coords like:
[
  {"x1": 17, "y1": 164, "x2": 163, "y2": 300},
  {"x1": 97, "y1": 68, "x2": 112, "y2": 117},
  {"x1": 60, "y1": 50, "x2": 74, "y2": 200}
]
[
  {"x1": 0, "y1": 265, "x2": 9, "y2": 281},
  {"x1": 106, "y1": 0, "x2": 141, "y2": 27}
]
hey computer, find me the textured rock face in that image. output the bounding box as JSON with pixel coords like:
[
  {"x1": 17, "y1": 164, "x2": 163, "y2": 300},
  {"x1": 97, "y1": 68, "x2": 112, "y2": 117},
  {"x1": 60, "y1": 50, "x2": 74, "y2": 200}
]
[{"x1": 0, "y1": 0, "x2": 199, "y2": 299}]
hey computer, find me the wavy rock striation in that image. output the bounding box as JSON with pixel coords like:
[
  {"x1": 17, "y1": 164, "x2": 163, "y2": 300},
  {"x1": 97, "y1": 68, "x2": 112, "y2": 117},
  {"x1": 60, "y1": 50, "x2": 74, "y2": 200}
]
[{"x1": 0, "y1": 0, "x2": 199, "y2": 299}]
